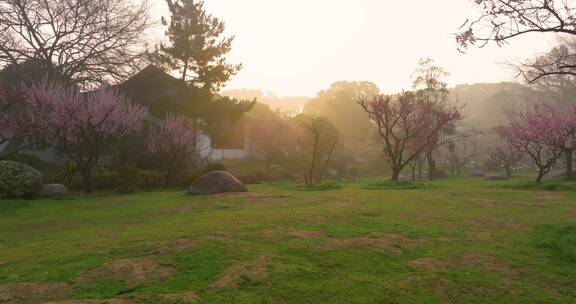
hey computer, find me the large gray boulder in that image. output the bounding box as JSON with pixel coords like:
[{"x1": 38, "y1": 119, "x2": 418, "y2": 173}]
[
  {"x1": 38, "y1": 184, "x2": 68, "y2": 197},
  {"x1": 187, "y1": 171, "x2": 247, "y2": 195}
]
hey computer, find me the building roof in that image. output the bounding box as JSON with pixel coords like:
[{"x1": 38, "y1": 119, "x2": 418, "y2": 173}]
[{"x1": 115, "y1": 65, "x2": 207, "y2": 117}]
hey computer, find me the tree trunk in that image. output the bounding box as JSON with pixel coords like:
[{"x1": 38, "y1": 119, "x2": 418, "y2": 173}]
[
  {"x1": 536, "y1": 169, "x2": 546, "y2": 184},
  {"x1": 426, "y1": 150, "x2": 436, "y2": 180},
  {"x1": 505, "y1": 166, "x2": 512, "y2": 178},
  {"x1": 264, "y1": 157, "x2": 272, "y2": 173},
  {"x1": 417, "y1": 156, "x2": 424, "y2": 180},
  {"x1": 181, "y1": 60, "x2": 189, "y2": 82},
  {"x1": 390, "y1": 167, "x2": 401, "y2": 181},
  {"x1": 80, "y1": 166, "x2": 93, "y2": 193},
  {"x1": 318, "y1": 140, "x2": 337, "y2": 184},
  {"x1": 565, "y1": 148, "x2": 574, "y2": 180},
  {"x1": 308, "y1": 134, "x2": 320, "y2": 185}
]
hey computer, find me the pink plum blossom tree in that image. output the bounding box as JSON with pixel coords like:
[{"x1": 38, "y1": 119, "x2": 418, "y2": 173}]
[
  {"x1": 499, "y1": 103, "x2": 565, "y2": 183},
  {"x1": 149, "y1": 113, "x2": 204, "y2": 186},
  {"x1": 359, "y1": 92, "x2": 462, "y2": 181},
  {"x1": 18, "y1": 82, "x2": 147, "y2": 192}
]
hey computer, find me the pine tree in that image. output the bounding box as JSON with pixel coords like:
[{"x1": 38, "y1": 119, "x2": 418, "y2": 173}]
[{"x1": 159, "y1": 0, "x2": 241, "y2": 93}]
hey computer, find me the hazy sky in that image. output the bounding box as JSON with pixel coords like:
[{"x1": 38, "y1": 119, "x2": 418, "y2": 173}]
[{"x1": 150, "y1": 0, "x2": 556, "y2": 96}]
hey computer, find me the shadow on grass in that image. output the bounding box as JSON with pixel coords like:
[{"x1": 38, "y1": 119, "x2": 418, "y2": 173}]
[{"x1": 501, "y1": 180, "x2": 576, "y2": 192}]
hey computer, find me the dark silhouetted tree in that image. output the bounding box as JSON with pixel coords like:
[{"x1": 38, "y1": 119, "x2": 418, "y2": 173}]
[
  {"x1": 0, "y1": 0, "x2": 151, "y2": 88},
  {"x1": 489, "y1": 143, "x2": 524, "y2": 178},
  {"x1": 158, "y1": 0, "x2": 241, "y2": 92},
  {"x1": 299, "y1": 116, "x2": 339, "y2": 185},
  {"x1": 458, "y1": 0, "x2": 576, "y2": 83}
]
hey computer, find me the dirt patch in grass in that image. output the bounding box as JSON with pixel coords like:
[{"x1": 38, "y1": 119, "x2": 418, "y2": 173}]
[
  {"x1": 45, "y1": 300, "x2": 138, "y2": 304},
  {"x1": 210, "y1": 256, "x2": 271, "y2": 289},
  {"x1": 323, "y1": 198, "x2": 361, "y2": 209},
  {"x1": 258, "y1": 227, "x2": 326, "y2": 239},
  {"x1": 259, "y1": 225, "x2": 285, "y2": 238},
  {"x1": 466, "y1": 231, "x2": 493, "y2": 240},
  {"x1": 536, "y1": 192, "x2": 565, "y2": 201},
  {"x1": 469, "y1": 217, "x2": 522, "y2": 230},
  {"x1": 290, "y1": 215, "x2": 328, "y2": 222},
  {"x1": 205, "y1": 231, "x2": 242, "y2": 240},
  {"x1": 289, "y1": 230, "x2": 326, "y2": 239},
  {"x1": 147, "y1": 238, "x2": 197, "y2": 256},
  {"x1": 321, "y1": 234, "x2": 426, "y2": 254},
  {"x1": 76, "y1": 258, "x2": 176, "y2": 287},
  {"x1": 409, "y1": 253, "x2": 521, "y2": 282},
  {"x1": 0, "y1": 282, "x2": 71, "y2": 303},
  {"x1": 156, "y1": 291, "x2": 198, "y2": 303},
  {"x1": 459, "y1": 253, "x2": 520, "y2": 278}
]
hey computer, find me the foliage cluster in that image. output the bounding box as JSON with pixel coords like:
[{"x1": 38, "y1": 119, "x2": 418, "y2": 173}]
[{"x1": 0, "y1": 160, "x2": 43, "y2": 199}]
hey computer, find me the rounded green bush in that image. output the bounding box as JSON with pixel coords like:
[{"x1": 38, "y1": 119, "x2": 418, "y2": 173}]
[{"x1": 0, "y1": 160, "x2": 44, "y2": 199}]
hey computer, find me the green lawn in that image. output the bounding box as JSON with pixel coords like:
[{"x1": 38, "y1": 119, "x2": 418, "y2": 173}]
[{"x1": 1, "y1": 177, "x2": 575, "y2": 303}]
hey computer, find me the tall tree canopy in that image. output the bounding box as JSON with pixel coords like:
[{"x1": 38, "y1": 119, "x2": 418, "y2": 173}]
[
  {"x1": 0, "y1": 0, "x2": 151, "y2": 88},
  {"x1": 304, "y1": 81, "x2": 379, "y2": 145},
  {"x1": 159, "y1": 0, "x2": 241, "y2": 93}
]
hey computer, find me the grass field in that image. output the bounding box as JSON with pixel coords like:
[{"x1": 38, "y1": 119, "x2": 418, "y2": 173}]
[{"x1": 1, "y1": 177, "x2": 575, "y2": 303}]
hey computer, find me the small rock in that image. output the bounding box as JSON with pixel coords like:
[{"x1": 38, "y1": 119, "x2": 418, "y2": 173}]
[{"x1": 38, "y1": 184, "x2": 68, "y2": 197}]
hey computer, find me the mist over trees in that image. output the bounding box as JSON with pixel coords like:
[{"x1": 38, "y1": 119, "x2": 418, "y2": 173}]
[
  {"x1": 221, "y1": 89, "x2": 309, "y2": 114},
  {"x1": 304, "y1": 81, "x2": 378, "y2": 145}
]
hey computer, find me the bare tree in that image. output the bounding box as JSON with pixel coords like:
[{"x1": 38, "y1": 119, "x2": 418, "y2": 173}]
[
  {"x1": 445, "y1": 137, "x2": 478, "y2": 176},
  {"x1": 490, "y1": 144, "x2": 524, "y2": 178},
  {"x1": 412, "y1": 58, "x2": 453, "y2": 179},
  {"x1": 0, "y1": 0, "x2": 151, "y2": 88},
  {"x1": 302, "y1": 116, "x2": 339, "y2": 185},
  {"x1": 458, "y1": 0, "x2": 576, "y2": 49},
  {"x1": 517, "y1": 37, "x2": 576, "y2": 84},
  {"x1": 249, "y1": 114, "x2": 290, "y2": 172},
  {"x1": 458, "y1": 0, "x2": 576, "y2": 82}
]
